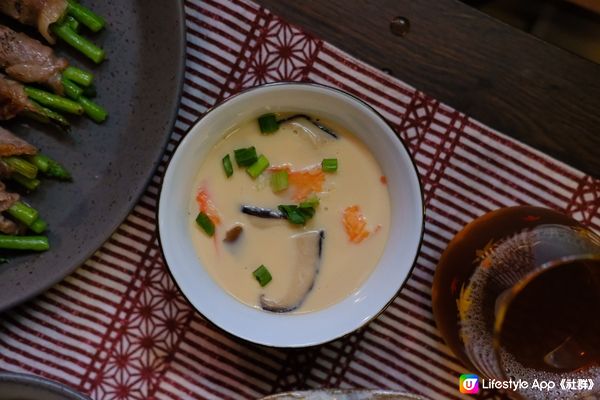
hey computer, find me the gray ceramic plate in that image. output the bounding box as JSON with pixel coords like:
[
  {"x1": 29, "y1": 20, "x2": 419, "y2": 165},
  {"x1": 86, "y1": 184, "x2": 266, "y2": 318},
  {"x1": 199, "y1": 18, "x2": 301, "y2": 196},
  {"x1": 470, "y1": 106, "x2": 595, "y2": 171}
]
[
  {"x1": 0, "y1": 372, "x2": 91, "y2": 400},
  {"x1": 0, "y1": 1, "x2": 184, "y2": 310}
]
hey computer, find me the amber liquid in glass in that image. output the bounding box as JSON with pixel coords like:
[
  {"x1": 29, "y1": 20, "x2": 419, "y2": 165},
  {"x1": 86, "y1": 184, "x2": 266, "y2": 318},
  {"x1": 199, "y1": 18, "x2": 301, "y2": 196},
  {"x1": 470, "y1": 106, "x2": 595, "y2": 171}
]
[{"x1": 498, "y1": 260, "x2": 600, "y2": 374}]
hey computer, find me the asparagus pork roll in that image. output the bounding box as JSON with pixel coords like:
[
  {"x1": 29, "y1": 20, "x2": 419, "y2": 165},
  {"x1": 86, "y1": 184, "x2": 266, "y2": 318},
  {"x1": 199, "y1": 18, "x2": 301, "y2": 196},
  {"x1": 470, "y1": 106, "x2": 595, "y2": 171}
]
[
  {"x1": 0, "y1": 0, "x2": 67, "y2": 44},
  {"x1": 0, "y1": 128, "x2": 39, "y2": 234},
  {"x1": 0, "y1": 0, "x2": 106, "y2": 64},
  {"x1": 0, "y1": 25, "x2": 68, "y2": 94},
  {"x1": 0, "y1": 73, "x2": 69, "y2": 127}
]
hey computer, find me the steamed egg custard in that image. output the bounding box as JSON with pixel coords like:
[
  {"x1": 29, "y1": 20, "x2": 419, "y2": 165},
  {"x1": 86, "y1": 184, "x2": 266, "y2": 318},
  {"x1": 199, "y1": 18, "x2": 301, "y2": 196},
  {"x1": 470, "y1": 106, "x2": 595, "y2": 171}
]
[{"x1": 189, "y1": 114, "x2": 391, "y2": 313}]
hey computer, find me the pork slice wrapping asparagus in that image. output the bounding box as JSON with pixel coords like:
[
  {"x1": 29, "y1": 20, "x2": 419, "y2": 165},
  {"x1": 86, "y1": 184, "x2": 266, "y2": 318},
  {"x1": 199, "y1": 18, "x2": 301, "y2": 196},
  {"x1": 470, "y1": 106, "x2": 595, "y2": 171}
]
[
  {"x1": 0, "y1": 181, "x2": 21, "y2": 234},
  {"x1": 0, "y1": 126, "x2": 37, "y2": 157},
  {"x1": 0, "y1": 25, "x2": 68, "y2": 94},
  {"x1": 0, "y1": 73, "x2": 69, "y2": 128},
  {"x1": 0, "y1": 73, "x2": 32, "y2": 120},
  {"x1": 0, "y1": 0, "x2": 67, "y2": 44}
]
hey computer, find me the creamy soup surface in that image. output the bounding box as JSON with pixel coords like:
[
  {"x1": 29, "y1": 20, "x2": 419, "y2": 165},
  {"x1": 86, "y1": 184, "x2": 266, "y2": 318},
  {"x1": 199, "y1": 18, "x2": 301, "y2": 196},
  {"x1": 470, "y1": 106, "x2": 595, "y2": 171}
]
[{"x1": 189, "y1": 115, "x2": 391, "y2": 313}]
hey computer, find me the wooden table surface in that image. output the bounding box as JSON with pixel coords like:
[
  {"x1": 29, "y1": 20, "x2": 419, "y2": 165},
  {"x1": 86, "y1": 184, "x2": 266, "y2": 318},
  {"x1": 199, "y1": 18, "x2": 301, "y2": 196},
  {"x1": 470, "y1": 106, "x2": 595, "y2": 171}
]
[{"x1": 257, "y1": 0, "x2": 600, "y2": 177}]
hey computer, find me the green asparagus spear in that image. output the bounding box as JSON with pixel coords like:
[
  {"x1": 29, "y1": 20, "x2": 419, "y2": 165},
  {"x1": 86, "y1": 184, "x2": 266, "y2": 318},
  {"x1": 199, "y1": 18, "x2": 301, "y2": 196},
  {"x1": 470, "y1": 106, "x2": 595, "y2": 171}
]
[
  {"x1": 26, "y1": 154, "x2": 72, "y2": 181},
  {"x1": 62, "y1": 77, "x2": 83, "y2": 99},
  {"x1": 46, "y1": 159, "x2": 72, "y2": 181},
  {"x1": 2, "y1": 157, "x2": 37, "y2": 179},
  {"x1": 30, "y1": 218, "x2": 48, "y2": 234},
  {"x1": 59, "y1": 78, "x2": 107, "y2": 122},
  {"x1": 6, "y1": 202, "x2": 39, "y2": 226},
  {"x1": 63, "y1": 66, "x2": 94, "y2": 87},
  {"x1": 0, "y1": 235, "x2": 49, "y2": 251},
  {"x1": 5, "y1": 202, "x2": 47, "y2": 234},
  {"x1": 78, "y1": 96, "x2": 107, "y2": 123},
  {"x1": 66, "y1": 0, "x2": 106, "y2": 32},
  {"x1": 51, "y1": 23, "x2": 105, "y2": 64},
  {"x1": 25, "y1": 154, "x2": 49, "y2": 173},
  {"x1": 12, "y1": 174, "x2": 41, "y2": 191},
  {"x1": 27, "y1": 101, "x2": 70, "y2": 130},
  {"x1": 25, "y1": 87, "x2": 84, "y2": 115},
  {"x1": 65, "y1": 15, "x2": 80, "y2": 32}
]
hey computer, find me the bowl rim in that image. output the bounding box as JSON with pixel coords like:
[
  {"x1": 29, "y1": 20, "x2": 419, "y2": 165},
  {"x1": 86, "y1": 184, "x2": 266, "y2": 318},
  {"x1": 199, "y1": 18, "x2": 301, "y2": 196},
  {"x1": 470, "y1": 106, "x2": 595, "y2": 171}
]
[{"x1": 156, "y1": 81, "x2": 425, "y2": 348}]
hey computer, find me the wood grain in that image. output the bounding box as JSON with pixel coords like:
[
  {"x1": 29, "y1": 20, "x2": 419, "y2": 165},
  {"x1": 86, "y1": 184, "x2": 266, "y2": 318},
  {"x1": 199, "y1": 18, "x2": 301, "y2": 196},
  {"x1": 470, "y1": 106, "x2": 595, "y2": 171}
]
[{"x1": 257, "y1": 0, "x2": 600, "y2": 177}]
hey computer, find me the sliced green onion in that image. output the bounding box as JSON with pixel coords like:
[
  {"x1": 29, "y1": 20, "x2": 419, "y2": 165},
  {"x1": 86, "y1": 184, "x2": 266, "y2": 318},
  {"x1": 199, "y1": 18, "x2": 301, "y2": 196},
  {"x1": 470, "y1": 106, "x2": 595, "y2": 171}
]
[
  {"x1": 195, "y1": 212, "x2": 215, "y2": 237},
  {"x1": 277, "y1": 204, "x2": 316, "y2": 225},
  {"x1": 278, "y1": 205, "x2": 306, "y2": 224},
  {"x1": 253, "y1": 265, "x2": 272, "y2": 287},
  {"x1": 299, "y1": 206, "x2": 315, "y2": 219},
  {"x1": 222, "y1": 154, "x2": 233, "y2": 177},
  {"x1": 258, "y1": 113, "x2": 279, "y2": 134},
  {"x1": 246, "y1": 155, "x2": 270, "y2": 179},
  {"x1": 234, "y1": 146, "x2": 258, "y2": 167},
  {"x1": 299, "y1": 196, "x2": 320, "y2": 208},
  {"x1": 270, "y1": 170, "x2": 288, "y2": 192},
  {"x1": 321, "y1": 158, "x2": 338, "y2": 173}
]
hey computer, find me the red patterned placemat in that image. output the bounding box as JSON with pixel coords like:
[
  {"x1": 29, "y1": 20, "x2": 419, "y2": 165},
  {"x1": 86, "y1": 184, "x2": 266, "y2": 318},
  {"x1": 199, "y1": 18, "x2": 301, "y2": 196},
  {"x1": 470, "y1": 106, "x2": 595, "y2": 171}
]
[{"x1": 1, "y1": 1, "x2": 598, "y2": 399}]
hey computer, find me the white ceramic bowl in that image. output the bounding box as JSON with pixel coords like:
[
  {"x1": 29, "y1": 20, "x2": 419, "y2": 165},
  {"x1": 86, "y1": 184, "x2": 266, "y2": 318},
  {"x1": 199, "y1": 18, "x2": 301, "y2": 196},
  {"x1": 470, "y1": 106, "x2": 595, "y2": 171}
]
[{"x1": 158, "y1": 83, "x2": 424, "y2": 347}]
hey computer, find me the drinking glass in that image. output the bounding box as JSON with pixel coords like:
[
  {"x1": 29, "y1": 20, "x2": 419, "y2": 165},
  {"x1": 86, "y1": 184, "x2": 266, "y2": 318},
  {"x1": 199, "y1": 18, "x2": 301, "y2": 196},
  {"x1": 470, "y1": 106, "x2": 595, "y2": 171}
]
[{"x1": 433, "y1": 206, "x2": 600, "y2": 399}]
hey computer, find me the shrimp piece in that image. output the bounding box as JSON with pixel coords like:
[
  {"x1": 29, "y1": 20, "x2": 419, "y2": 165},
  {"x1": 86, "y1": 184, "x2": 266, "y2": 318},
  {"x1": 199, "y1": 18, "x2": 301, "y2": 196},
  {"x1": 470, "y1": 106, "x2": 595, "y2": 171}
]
[
  {"x1": 196, "y1": 188, "x2": 221, "y2": 225},
  {"x1": 343, "y1": 205, "x2": 370, "y2": 243},
  {"x1": 270, "y1": 165, "x2": 325, "y2": 201}
]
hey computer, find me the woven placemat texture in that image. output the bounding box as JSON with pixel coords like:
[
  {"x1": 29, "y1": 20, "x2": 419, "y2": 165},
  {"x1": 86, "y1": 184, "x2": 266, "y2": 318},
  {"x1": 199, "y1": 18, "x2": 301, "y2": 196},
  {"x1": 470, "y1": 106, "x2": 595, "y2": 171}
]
[{"x1": 1, "y1": 1, "x2": 598, "y2": 399}]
